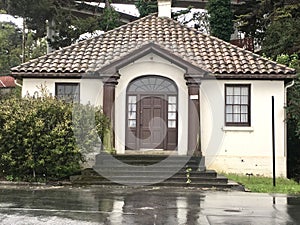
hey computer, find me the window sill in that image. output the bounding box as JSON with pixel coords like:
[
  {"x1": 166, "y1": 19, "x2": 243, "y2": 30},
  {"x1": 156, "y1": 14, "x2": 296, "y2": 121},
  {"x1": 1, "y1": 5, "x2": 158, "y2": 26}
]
[{"x1": 222, "y1": 126, "x2": 254, "y2": 132}]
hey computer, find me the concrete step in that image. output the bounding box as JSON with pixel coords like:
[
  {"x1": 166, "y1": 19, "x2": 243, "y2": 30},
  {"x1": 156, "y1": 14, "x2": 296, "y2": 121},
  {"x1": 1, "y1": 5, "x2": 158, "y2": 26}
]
[
  {"x1": 75, "y1": 175, "x2": 228, "y2": 184},
  {"x1": 82, "y1": 169, "x2": 217, "y2": 178},
  {"x1": 72, "y1": 179, "x2": 235, "y2": 189},
  {"x1": 95, "y1": 154, "x2": 202, "y2": 164},
  {"x1": 71, "y1": 153, "x2": 236, "y2": 189}
]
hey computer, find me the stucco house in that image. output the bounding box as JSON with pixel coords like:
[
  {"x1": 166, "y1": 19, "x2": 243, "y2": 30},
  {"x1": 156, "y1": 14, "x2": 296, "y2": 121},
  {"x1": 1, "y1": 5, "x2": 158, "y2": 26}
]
[{"x1": 11, "y1": 4, "x2": 296, "y2": 177}]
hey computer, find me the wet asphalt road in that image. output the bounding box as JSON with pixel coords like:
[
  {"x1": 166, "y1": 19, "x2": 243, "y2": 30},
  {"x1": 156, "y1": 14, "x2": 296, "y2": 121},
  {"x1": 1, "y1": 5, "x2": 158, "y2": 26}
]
[{"x1": 0, "y1": 185, "x2": 299, "y2": 225}]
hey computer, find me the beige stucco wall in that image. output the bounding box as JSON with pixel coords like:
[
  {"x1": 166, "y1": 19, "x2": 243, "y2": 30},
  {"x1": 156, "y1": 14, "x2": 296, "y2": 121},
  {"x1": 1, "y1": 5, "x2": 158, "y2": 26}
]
[
  {"x1": 22, "y1": 78, "x2": 103, "y2": 106},
  {"x1": 115, "y1": 53, "x2": 189, "y2": 155},
  {"x1": 200, "y1": 79, "x2": 287, "y2": 177}
]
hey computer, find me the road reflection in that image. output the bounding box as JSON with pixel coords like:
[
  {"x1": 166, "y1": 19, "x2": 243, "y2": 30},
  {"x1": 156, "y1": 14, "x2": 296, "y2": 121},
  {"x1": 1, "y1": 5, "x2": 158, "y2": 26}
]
[{"x1": 0, "y1": 186, "x2": 299, "y2": 225}]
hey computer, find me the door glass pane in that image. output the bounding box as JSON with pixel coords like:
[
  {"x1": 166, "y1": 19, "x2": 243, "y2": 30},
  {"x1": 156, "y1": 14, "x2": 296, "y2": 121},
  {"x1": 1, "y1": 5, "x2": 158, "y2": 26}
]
[
  {"x1": 168, "y1": 121, "x2": 176, "y2": 128},
  {"x1": 129, "y1": 112, "x2": 136, "y2": 120},
  {"x1": 168, "y1": 96, "x2": 177, "y2": 128},
  {"x1": 128, "y1": 95, "x2": 137, "y2": 128},
  {"x1": 168, "y1": 112, "x2": 176, "y2": 120},
  {"x1": 168, "y1": 104, "x2": 176, "y2": 111},
  {"x1": 128, "y1": 120, "x2": 136, "y2": 128},
  {"x1": 168, "y1": 96, "x2": 176, "y2": 104},
  {"x1": 128, "y1": 96, "x2": 136, "y2": 104}
]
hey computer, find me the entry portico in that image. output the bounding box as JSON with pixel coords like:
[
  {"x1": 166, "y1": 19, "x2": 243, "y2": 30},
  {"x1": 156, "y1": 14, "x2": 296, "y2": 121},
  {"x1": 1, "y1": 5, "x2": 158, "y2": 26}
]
[{"x1": 100, "y1": 43, "x2": 203, "y2": 156}]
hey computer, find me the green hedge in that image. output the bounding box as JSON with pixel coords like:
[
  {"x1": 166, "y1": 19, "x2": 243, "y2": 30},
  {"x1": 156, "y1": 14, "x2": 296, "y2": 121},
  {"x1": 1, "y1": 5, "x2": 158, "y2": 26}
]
[{"x1": 0, "y1": 93, "x2": 109, "y2": 182}]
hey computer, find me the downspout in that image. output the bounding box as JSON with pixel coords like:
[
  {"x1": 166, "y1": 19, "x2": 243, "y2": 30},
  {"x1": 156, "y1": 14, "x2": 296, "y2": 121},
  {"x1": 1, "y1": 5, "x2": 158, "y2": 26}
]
[
  {"x1": 14, "y1": 79, "x2": 22, "y2": 88},
  {"x1": 284, "y1": 80, "x2": 295, "y2": 158}
]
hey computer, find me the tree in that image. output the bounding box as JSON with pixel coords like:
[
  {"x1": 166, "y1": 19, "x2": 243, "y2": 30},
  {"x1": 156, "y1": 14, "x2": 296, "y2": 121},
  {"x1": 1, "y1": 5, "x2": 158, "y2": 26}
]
[
  {"x1": 276, "y1": 54, "x2": 300, "y2": 180},
  {"x1": 0, "y1": 22, "x2": 22, "y2": 75},
  {"x1": 135, "y1": 0, "x2": 157, "y2": 17},
  {"x1": 261, "y1": 3, "x2": 300, "y2": 58},
  {"x1": 234, "y1": 0, "x2": 300, "y2": 56},
  {"x1": 206, "y1": 0, "x2": 234, "y2": 42},
  {"x1": 3, "y1": 0, "x2": 121, "y2": 50}
]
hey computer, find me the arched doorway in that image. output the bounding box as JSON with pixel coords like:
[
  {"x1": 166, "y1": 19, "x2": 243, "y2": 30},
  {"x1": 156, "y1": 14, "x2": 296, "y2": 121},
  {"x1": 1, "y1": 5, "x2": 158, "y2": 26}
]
[{"x1": 126, "y1": 76, "x2": 178, "y2": 150}]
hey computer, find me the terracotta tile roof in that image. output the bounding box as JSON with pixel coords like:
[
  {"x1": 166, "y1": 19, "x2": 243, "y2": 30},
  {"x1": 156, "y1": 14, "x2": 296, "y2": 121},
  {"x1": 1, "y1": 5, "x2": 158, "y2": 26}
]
[
  {"x1": 11, "y1": 14, "x2": 296, "y2": 78},
  {"x1": 0, "y1": 76, "x2": 15, "y2": 88}
]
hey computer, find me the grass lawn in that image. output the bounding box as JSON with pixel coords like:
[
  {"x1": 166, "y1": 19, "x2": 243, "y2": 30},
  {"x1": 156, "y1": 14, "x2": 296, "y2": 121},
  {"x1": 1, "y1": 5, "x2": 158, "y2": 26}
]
[{"x1": 223, "y1": 173, "x2": 300, "y2": 195}]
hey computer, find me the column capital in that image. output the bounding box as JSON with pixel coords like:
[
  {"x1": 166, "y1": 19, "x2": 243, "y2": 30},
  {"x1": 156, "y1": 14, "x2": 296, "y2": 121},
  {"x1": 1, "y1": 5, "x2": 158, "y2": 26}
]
[
  {"x1": 101, "y1": 73, "x2": 120, "y2": 85},
  {"x1": 184, "y1": 74, "x2": 202, "y2": 87}
]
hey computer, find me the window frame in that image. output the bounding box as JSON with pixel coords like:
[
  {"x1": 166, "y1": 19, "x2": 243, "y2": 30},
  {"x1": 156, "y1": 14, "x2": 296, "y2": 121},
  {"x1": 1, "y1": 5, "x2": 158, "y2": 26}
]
[
  {"x1": 55, "y1": 83, "x2": 80, "y2": 103},
  {"x1": 225, "y1": 84, "x2": 251, "y2": 127}
]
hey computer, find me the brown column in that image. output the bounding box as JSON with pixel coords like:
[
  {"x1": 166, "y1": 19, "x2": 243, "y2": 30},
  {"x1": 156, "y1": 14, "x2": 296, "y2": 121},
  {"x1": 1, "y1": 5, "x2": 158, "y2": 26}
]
[
  {"x1": 103, "y1": 77, "x2": 118, "y2": 147},
  {"x1": 187, "y1": 81, "x2": 201, "y2": 156}
]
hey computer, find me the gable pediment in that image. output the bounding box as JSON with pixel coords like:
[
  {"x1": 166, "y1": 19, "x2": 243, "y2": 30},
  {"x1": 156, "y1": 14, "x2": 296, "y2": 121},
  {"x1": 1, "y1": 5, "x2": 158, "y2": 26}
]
[{"x1": 97, "y1": 42, "x2": 208, "y2": 77}]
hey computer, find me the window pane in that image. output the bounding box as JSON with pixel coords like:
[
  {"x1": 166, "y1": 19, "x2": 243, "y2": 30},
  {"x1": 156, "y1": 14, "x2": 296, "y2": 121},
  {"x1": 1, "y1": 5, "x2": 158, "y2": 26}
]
[
  {"x1": 226, "y1": 105, "x2": 232, "y2": 113},
  {"x1": 168, "y1": 120, "x2": 176, "y2": 128},
  {"x1": 241, "y1": 105, "x2": 248, "y2": 113},
  {"x1": 241, "y1": 87, "x2": 248, "y2": 95},
  {"x1": 234, "y1": 96, "x2": 241, "y2": 104},
  {"x1": 241, "y1": 96, "x2": 248, "y2": 104},
  {"x1": 241, "y1": 114, "x2": 248, "y2": 123},
  {"x1": 226, "y1": 114, "x2": 233, "y2": 123},
  {"x1": 233, "y1": 105, "x2": 241, "y2": 113},
  {"x1": 226, "y1": 87, "x2": 233, "y2": 95},
  {"x1": 233, "y1": 114, "x2": 240, "y2": 122},
  {"x1": 234, "y1": 87, "x2": 241, "y2": 95},
  {"x1": 226, "y1": 96, "x2": 233, "y2": 104}
]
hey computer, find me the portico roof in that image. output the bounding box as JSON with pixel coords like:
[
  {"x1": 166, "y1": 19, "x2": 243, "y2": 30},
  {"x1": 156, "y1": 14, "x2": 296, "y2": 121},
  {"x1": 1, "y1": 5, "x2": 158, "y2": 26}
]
[{"x1": 11, "y1": 14, "x2": 296, "y2": 79}]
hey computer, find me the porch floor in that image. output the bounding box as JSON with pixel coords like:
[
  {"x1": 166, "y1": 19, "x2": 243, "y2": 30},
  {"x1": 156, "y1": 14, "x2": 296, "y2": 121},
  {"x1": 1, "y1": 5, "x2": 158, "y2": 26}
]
[{"x1": 124, "y1": 150, "x2": 178, "y2": 155}]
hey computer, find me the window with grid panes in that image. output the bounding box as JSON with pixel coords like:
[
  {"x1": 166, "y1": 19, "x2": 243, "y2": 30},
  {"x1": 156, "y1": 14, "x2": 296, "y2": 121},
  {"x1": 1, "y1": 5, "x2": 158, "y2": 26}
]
[
  {"x1": 225, "y1": 84, "x2": 250, "y2": 126},
  {"x1": 55, "y1": 83, "x2": 80, "y2": 103}
]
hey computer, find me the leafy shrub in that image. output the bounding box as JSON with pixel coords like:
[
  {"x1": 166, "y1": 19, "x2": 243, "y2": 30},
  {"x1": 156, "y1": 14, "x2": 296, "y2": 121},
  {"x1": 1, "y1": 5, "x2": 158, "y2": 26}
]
[{"x1": 0, "y1": 92, "x2": 109, "y2": 182}]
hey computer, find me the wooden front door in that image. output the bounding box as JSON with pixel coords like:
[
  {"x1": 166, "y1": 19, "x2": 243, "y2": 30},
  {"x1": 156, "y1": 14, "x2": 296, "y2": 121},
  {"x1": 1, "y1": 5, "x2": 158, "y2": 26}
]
[
  {"x1": 140, "y1": 95, "x2": 166, "y2": 149},
  {"x1": 126, "y1": 76, "x2": 178, "y2": 151}
]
